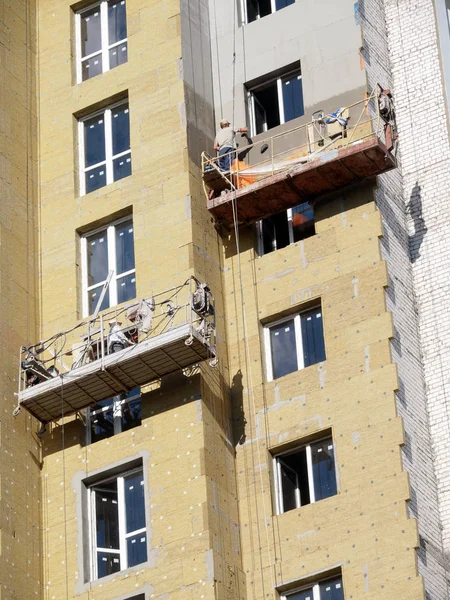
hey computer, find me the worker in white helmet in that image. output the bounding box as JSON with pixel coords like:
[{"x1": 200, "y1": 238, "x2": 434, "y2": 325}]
[{"x1": 214, "y1": 119, "x2": 248, "y2": 172}]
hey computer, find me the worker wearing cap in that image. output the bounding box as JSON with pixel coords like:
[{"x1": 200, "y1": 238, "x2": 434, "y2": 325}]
[
  {"x1": 108, "y1": 318, "x2": 131, "y2": 354},
  {"x1": 214, "y1": 119, "x2": 248, "y2": 172}
]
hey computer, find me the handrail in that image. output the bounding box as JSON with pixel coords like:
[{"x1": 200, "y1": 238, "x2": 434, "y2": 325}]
[
  {"x1": 202, "y1": 86, "x2": 395, "y2": 199},
  {"x1": 17, "y1": 277, "x2": 216, "y2": 398}
]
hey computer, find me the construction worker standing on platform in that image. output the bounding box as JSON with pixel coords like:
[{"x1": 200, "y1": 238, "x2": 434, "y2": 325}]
[{"x1": 214, "y1": 119, "x2": 248, "y2": 172}]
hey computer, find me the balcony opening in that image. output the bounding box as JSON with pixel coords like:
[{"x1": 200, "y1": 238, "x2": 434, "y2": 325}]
[{"x1": 259, "y1": 202, "x2": 315, "y2": 255}]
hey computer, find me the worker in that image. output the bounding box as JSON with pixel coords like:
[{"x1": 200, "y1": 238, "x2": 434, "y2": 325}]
[
  {"x1": 108, "y1": 318, "x2": 132, "y2": 354},
  {"x1": 214, "y1": 119, "x2": 248, "y2": 172}
]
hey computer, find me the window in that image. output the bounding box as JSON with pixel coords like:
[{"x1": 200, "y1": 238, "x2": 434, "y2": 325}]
[
  {"x1": 258, "y1": 202, "x2": 314, "y2": 255},
  {"x1": 81, "y1": 217, "x2": 136, "y2": 316},
  {"x1": 281, "y1": 575, "x2": 344, "y2": 600},
  {"x1": 264, "y1": 306, "x2": 325, "y2": 381},
  {"x1": 87, "y1": 388, "x2": 141, "y2": 444},
  {"x1": 274, "y1": 436, "x2": 337, "y2": 514},
  {"x1": 79, "y1": 100, "x2": 131, "y2": 195},
  {"x1": 88, "y1": 465, "x2": 147, "y2": 580},
  {"x1": 241, "y1": 0, "x2": 295, "y2": 24},
  {"x1": 247, "y1": 66, "x2": 304, "y2": 136},
  {"x1": 76, "y1": 0, "x2": 128, "y2": 83}
]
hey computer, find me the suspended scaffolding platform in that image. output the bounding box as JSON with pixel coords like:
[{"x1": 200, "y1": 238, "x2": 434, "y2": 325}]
[
  {"x1": 202, "y1": 87, "x2": 397, "y2": 230},
  {"x1": 16, "y1": 278, "x2": 216, "y2": 424}
]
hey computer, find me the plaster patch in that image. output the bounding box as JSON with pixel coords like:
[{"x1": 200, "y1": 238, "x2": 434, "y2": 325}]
[
  {"x1": 299, "y1": 240, "x2": 308, "y2": 269},
  {"x1": 263, "y1": 268, "x2": 295, "y2": 283}
]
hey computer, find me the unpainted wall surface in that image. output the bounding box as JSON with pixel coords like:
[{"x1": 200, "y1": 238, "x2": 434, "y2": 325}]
[
  {"x1": 208, "y1": 0, "x2": 367, "y2": 149},
  {"x1": 37, "y1": 0, "x2": 241, "y2": 598},
  {"x1": 221, "y1": 184, "x2": 424, "y2": 599},
  {"x1": 0, "y1": 0, "x2": 42, "y2": 598}
]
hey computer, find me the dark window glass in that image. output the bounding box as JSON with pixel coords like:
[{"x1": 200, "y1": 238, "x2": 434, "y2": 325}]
[
  {"x1": 276, "y1": 0, "x2": 295, "y2": 9},
  {"x1": 111, "y1": 104, "x2": 130, "y2": 156},
  {"x1": 292, "y1": 203, "x2": 315, "y2": 242},
  {"x1": 108, "y1": 0, "x2": 127, "y2": 44},
  {"x1": 90, "y1": 399, "x2": 115, "y2": 443},
  {"x1": 95, "y1": 480, "x2": 119, "y2": 549},
  {"x1": 109, "y1": 42, "x2": 128, "y2": 69},
  {"x1": 279, "y1": 460, "x2": 298, "y2": 512},
  {"x1": 253, "y1": 94, "x2": 267, "y2": 134},
  {"x1": 115, "y1": 220, "x2": 135, "y2": 275},
  {"x1": 97, "y1": 551, "x2": 121, "y2": 578},
  {"x1": 270, "y1": 318, "x2": 298, "y2": 379},
  {"x1": 253, "y1": 82, "x2": 280, "y2": 131},
  {"x1": 319, "y1": 577, "x2": 344, "y2": 600},
  {"x1": 124, "y1": 471, "x2": 146, "y2": 533},
  {"x1": 84, "y1": 116, "x2": 106, "y2": 167},
  {"x1": 113, "y1": 154, "x2": 132, "y2": 182},
  {"x1": 116, "y1": 272, "x2": 136, "y2": 304},
  {"x1": 262, "y1": 211, "x2": 290, "y2": 254},
  {"x1": 86, "y1": 166, "x2": 107, "y2": 194},
  {"x1": 282, "y1": 74, "x2": 304, "y2": 122},
  {"x1": 87, "y1": 230, "x2": 109, "y2": 286},
  {"x1": 246, "y1": 0, "x2": 272, "y2": 22},
  {"x1": 301, "y1": 309, "x2": 326, "y2": 367},
  {"x1": 287, "y1": 587, "x2": 314, "y2": 600},
  {"x1": 127, "y1": 533, "x2": 147, "y2": 567},
  {"x1": 279, "y1": 448, "x2": 310, "y2": 510},
  {"x1": 89, "y1": 287, "x2": 110, "y2": 314},
  {"x1": 122, "y1": 394, "x2": 142, "y2": 432},
  {"x1": 82, "y1": 54, "x2": 103, "y2": 81},
  {"x1": 311, "y1": 439, "x2": 337, "y2": 502},
  {"x1": 80, "y1": 7, "x2": 102, "y2": 58}
]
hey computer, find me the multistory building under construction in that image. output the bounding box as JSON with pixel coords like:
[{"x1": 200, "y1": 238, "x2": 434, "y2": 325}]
[{"x1": 2, "y1": 1, "x2": 450, "y2": 599}]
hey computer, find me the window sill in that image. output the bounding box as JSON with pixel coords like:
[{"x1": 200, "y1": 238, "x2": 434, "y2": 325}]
[{"x1": 76, "y1": 558, "x2": 155, "y2": 595}]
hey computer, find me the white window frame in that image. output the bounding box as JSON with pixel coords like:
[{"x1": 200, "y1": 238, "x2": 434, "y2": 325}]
[
  {"x1": 273, "y1": 436, "x2": 334, "y2": 515},
  {"x1": 280, "y1": 576, "x2": 343, "y2": 600},
  {"x1": 247, "y1": 68, "x2": 302, "y2": 137},
  {"x1": 86, "y1": 388, "x2": 141, "y2": 444},
  {"x1": 78, "y1": 99, "x2": 131, "y2": 196},
  {"x1": 88, "y1": 465, "x2": 146, "y2": 581},
  {"x1": 240, "y1": 0, "x2": 296, "y2": 25},
  {"x1": 80, "y1": 215, "x2": 136, "y2": 317},
  {"x1": 264, "y1": 306, "x2": 322, "y2": 382},
  {"x1": 75, "y1": 0, "x2": 128, "y2": 84}
]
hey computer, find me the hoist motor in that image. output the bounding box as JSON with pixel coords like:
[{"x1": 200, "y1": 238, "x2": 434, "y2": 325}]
[{"x1": 192, "y1": 282, "x2": 213, "y2": 317}]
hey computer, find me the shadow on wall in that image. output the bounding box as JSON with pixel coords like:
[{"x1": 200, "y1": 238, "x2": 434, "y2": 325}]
[
  {"x1": 407, "y1": 182, "x2": 427, "y2": 263},
  {"x1": 231, "y1": 369, "x2": 246, "y2": 446}
]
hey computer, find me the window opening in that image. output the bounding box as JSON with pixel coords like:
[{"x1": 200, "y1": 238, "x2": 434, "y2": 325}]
[
  {"x1": 264, "y1": 306, "x2": 325, "y2": 381},
  {"x1": 258, "y1": 202, "x2": 314, "y2": 255},
  {"x1": 247, "y1": 67, "x2": 304, "y2": 135},
  {"x1": 89, "y1": 466, "x2": 147, "y2": 580},
  {"x1": 81, "y1": 216, "x2": 136, "y2": 316},
  {"x1": 274, "y1": 437, "x2": 337, "y2": 514},
  {"x1": 242, "y1": 0, "x2": 295, "y2": 24},
  {"x1": 80, "y1": 100, "x2": 131, "y2": 195},
  {"x1": 76, "y1": 0, "x2": 128, "y2": 83},
  {"x1": 281, "y1": 575, "x2": 344, "y2": 600},
  {"x1": 86, "y1": 388, "x2": 141, "y2": 444}
]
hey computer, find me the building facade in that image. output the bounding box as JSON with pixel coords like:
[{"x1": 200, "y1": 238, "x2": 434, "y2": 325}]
[{"x1": 1, "y1": 0, "x2": 450, "y2": 599}]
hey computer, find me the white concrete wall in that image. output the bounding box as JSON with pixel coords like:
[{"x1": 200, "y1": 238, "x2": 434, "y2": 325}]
[{"x1": 208, "y1": 0, "x2": 366, "y2": 142}]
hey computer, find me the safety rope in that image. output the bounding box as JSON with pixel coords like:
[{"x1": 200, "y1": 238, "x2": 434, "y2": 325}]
[
  {"x1": 60, "y1": 376, "x2": 70, "y2": 600},
  {"x1": 229, "y1": 7, "x2": 276, "y2": 595}
]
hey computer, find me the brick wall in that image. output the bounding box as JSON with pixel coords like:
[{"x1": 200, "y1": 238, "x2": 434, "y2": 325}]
[{"x1": 360, "y1": 0, "x2": 450, "y2": 595}]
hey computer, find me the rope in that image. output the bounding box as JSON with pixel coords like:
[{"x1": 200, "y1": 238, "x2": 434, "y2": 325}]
[
  {"x1": 60, "y1": 376, "x2": 70, "y2": 599},
  {"x1": 228, "y1": 6, "x2": 275, "y2": 596},
  {"x1": 231, "y1": 198, "x2": 276, "y2": 597},
  {"x1": 212, "y1": 0, "x2": 224, "y2": 118}
]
